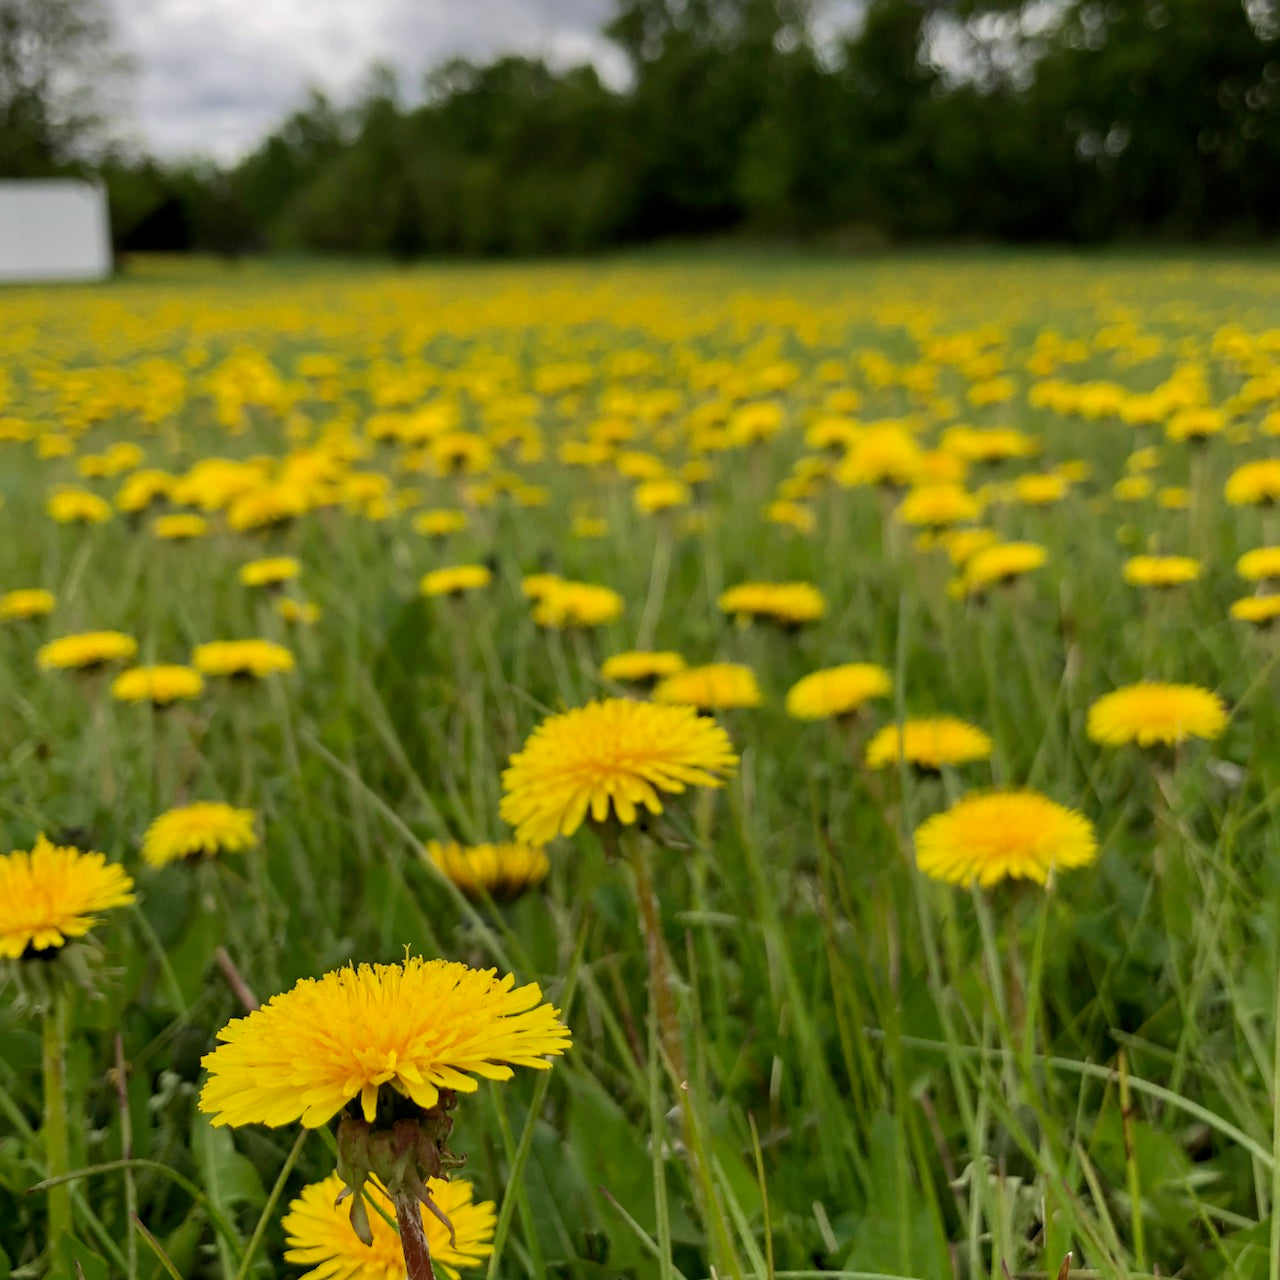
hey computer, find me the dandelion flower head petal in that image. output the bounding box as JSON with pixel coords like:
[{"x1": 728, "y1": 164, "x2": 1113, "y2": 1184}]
[
  {"x1": 785, "y1": 663, "x2": 891, "y2": 720},
  {"x1": 0, "y1": 835, "x2": 136, "y2": 958},
  {"x1": 283, "y1": 1171, "x2": 495, "y2": 1280},
  {"x1": 600, "y1": 650, "x2": 686, "y2": 683},
  {"x1": 427, "y1": 840, "x2": 549, "y2": 902},
  {"x1": 1237, "y1": 547, "x2": 1280, "y2": 582},
  {"x1": 37, "y1": 631, "x2": 137, "y2": 671},
  {"x1": 112, "y1": 665, "x2": 205, "y2": 705},
  {"x1": 652, "y1": 663, "x2": 763, "y2": 711},
  {"x1": 193, "y1": 639, "x2": 295, "y2": 678},
  {"x1": 1122, "y1": 555, "x2": 1201, "y2": 588},
  {"x1": 142, "y1": 802, "x2": 258, "y2": 868},
  {"x1": 914, "y1": 791, "x2": 1097, "y2": 887},
  {"x1": 0, "y1": 588, "x2": 55, "y2": 620},
  {"x1": 1087, "y1": 682, "x2": 1227, "y2": 747},
  {"x1": 865, "y1": 716, "x2": 993, "y2": 770},
  {"x1": 199, "y1": 956, "x2": 571, "y2": 1128},
  {"x1": 500, "y1": 698, "x2": 738, "y2": 844}
]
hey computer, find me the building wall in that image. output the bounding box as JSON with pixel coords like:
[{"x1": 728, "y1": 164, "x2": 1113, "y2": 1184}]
[{"x1": 0, "y1": 181, "x2": 111, "y2": 283}]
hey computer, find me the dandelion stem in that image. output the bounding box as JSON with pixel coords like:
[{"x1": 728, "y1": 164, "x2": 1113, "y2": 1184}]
[
  {"x1": 395, "y1": 1191, "x2": 437, "y2": 1280},
  {"x1": 42, "y1": 988, "x2": 71, "y2": 1256}
]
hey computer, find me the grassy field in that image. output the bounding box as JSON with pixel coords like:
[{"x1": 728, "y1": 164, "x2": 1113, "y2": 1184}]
[{"x1": 2, "y1": 252, "x2": 1280, "y2": 1280}]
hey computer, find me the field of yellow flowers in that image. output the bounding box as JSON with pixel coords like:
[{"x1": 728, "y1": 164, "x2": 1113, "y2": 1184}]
[{"x1": 3, "y1": 253, "x2": 1280, "y2": 1280}]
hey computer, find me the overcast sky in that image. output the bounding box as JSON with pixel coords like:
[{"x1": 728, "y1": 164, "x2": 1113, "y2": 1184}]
[{"x1": 108, "y1": 0, "x2": 623, "y2": 161}]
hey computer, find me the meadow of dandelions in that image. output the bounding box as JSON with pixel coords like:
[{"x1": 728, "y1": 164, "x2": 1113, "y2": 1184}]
[{"x1": 2, "y1": 254, "x2": 1280, "y2": 1279}]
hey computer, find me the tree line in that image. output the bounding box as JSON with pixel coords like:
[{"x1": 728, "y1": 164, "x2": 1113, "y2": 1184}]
[{"x1": 8, "y1": 0, "x2": 1280, "y2": 252}]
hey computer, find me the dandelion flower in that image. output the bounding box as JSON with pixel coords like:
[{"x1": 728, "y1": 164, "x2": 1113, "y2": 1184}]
[
  {"x1": 421, "y1": 565, "x2": 492, "y2": 598},
  {"x1": 914, "y1": 791, "x2": 1097, "y2": 887},
  {"x1": 1231, "y1": 595, "x2": 1280, "y2": 626},
  {"x1": 500, "y1": 698, "x2": 737, "y2": 844},
  {"x1": 426, "y1": 840, "x2": 549, "y2": 902},
  {"x1": 193, "y1": 639, "x2": 295, "y2": 678},
  {"x1": 1123, "y1": 555, "x2": 1200, "y2": 588},
  {"x1": 0, "y1": 835, "x2": 136, "y2": 958},
  {"x1": 653, "y1": 662, "x2": 763, "y2": 711},
  {"x1": 894, "y1": 484, "x2": 982, "y2": 529},
  {"x1": 47, "y1": 489, "x2": 111, "y2": 524},
  {"x1": 142, "y1": 802, "x2": 257, "y2": 868},
  {"x1": 240, "y1": 557, "x2": 300, "y2": 587},
  {"x1": 1237, "y1": 547, "x2": 1280, "y2": 582},
  {"x1": 153, "y1": 514, "x2": 208, "y2": 540},
  {"x1": 954, "y1": 541, "x2": 1047, "y2": 597},
  {"x1": 276, "y1": 598, "x2": 321, "y2": 625},
  {"x1": 112, "y1": 664, "x2": 204, "y2": 705},
  {"x1": 865, "y1": 717, "x2": 993, "y2": 770},
  {"x1": 199, "y1": 956, "x2": 571, "y2": 1127},
  {"x1": 283, "y1": 1171, "x2": 495, "y2": 1280},
  {"x1": 600, "y1": 650, "x2": 686, "y2": 683},
  {"x1": 1087, "y1": 682, "x2": 1227, "y2": 747},
  {"x1": 413, "y1": 508, "x2": 469, "y2": 537},
  {"x1": 0, "y1": 588, "x2": 55, "y2": 620},
  {"x1": 532, "y1": 580, "x2": 624, "y2": 629},
  {"x1": 634, "y1": 479, "x2": 691, "y2": 513},
  {"x1": 718, "y1": 582, "x2": 827, "y2": 627},
  {"x1": 785, "y1": 664, "x2": 891, "y2": 720},
  {"x1": 1225, "y1": 459, "x2": 1280, "y2": 506},
  {"x1": 37, "y1": 630, "x2": 137, "y2": 671}
]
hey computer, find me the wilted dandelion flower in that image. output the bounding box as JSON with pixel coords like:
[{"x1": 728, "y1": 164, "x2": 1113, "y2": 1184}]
[
  {"x1": 0, "y1": 835, "x2": 136, "y2": 958},
  {"x1": 865, "y1": 717, "x2": 993, "y2": 770},
  {"x1": 601, "y1": 650, "x2": 686, "y2": 683},
  {"x1": 914, "y1": 791, "x2": 1097, "y2": 887},
  {"x1": 153, "y1": 513, "x2": 208, "y2": 540},
  {"x1": 283, "y1": 1171, "x2": 494, "y2": 1280},
  {"x1": 421, "y1": 564, "x2": 492, "y2": 598},
  {"x1": 142, "y1": 802, "x2": 257, "y2": 868},
  {"x1": 1225, "y1": 459, "x2": 1280, "y2": 506},
  {"x1": 426, "y1": 840, "x2": 549, "y2": 902},
  {"x1": 193, "y1": 639, "x2": 295, "y2": 678},
  {"x1": 1122, "y1": 555, "x2": 1201, "y2": 587},
  {"x1": 500, "y1": 698, "x2": 737, "y2": 844},
  {"x1": 199, "y1": 956, "x2": 571, "y2": 1127},
  {"x1": 785, "y1": 663, "x2": 891, "y2": 720},
  {"x1": 1087, "y1": 682, "x2": 1227, "y2": 747},
  {"x1": 47, "y1": 488, "x2": 111, "y2": 524},
  {"x1": 240, "y1": 557, "x2": 300, "y2": 587},
  {"x1": 112, "y1": 664, "x2": 204, "y2": 705},
  {"x1": 1230, "y1": 595, "x2": 1280, "y2": 626},
  {"x1": 0, "y1": 588, "x2": 55, "y2": 620},
  {"x1": 37, "y1": 630, "x2": 137, "y2": 671},
  {"x1": 653, "y1": 662, "x2": 763, "y2": 711}
]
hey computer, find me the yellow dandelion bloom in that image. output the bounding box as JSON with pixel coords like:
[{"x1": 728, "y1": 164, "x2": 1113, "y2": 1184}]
[
  {"x1": 718, "y1": 582, "x2": 826, "y2": 627},
  {"x1": 413, "y1": 508, "x2": 469, "y2": 537},
  {"x1": 115, "y1": 469, "x2": 173, "y2": 513},
  {"x1": 532, "y1": 581, "x2": 624, "y2": 629},
  {"x1": 283, "y1": 1171, "x2": 494, "y2": 1280},
  {"x1": 0, "y1": 835, "x2": 136, "y2": 958},
  {"x1": 37, "y1": 630, "x2": 137, "y2": 670},
  {"x1": 1112, "y1": 475, "x2": 1153, "y2": 503},
  {"x1": 1087, "y1": 682, "x2": 1227, "y2": 747},
  {"x1": 153, "y1": 513, "x2": 209, "y2": 540},
  {"x1": 0, "y1": 588, "x2": 55, "y2": 620},
  {"x1": 112, "y1": 664, "x2": 205, "y2": 705},
  {"x1": 1166, "y1": 408, "x2": 1225, "y2": 443},
  {"x1": 276, "y1": 598, "x2": 321, "y2": 625},
  {"x1": 865, "y1": 717, "x2": 993, "y2": 770},
  {"x1": 193, "y1": 639, "x2": 295, "y2": 678},
  {"x1": 1225, "y1": 459, "x2": 1280, "y2": 506},
  {"x1": 937, "y1": 527, "x2": 998, "y2": 567},
  {"x1": 142, "y1": 802, "x2": 257, "y2": 868},
  {"x1": 1122, "y1": 555, "x2": 1201, "y2": 587},
  {"x1": 1157, "y1": 486, "x2": 1190, "y2": 509},
  {"x1": 1231, "y1": 595, "x2": 1280, "y2": 625},
  {"x1": 500, "y1": 698, "x2": 737, "y2": 844},
  {"x1": 1238, "y1": 547, "x2": 1280, "y2": 581},
  {"x1": 199, "y1": 956, "x2": 571, "y2": 1127},
  {"x1": 764, "y1": 500, "x2": 815, "y2": 534},
  {"x1": 894, "y1": 484, "x2": 981, "y2": 529},
  {"x1": 1012, "y1": 472, "x2": 1069, "y2": 505},
  {"x1": 634, "y1": 479, "x2": 691, "y2": 513},
  {"x1": 954, "y1": 541, "x2": 1048, "y2": 596},
  {"x1": 785, "y1": 664, "x2": 891, "y2": 720},
  {"x1": 572, "y1": 515, "x2": 608, "y2": 539},
  {"x1": 601, "y1": 650, "x2": 686, "y2": 683},
  {"x1": 240, "y1": 557, "x2": 300, "y2": 587},
  {"x1": 914, "y1": 791, "x2": 1097, "y2": 887},
  {"x1": 47, "y1": 488, "x2": 111, "y2": 524},
  {"x1": 653, "y1": 663, "x2": 763, "y2": 711},
  {"x1": 421, "y1": 564, "x2": 492, "y2": 597},
  {"x1": 426, "y1": 840, "x2": 549, "y2": 902}
]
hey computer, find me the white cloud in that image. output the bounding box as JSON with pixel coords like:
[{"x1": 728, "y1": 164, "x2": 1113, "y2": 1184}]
[{"x1": 108, "y1": 0, "x2": 618, "y2": 161}]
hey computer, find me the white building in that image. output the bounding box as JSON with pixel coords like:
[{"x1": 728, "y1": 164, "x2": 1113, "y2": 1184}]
[{"x1": 0, "y1": 180, "x2": 111, "y2": 283}]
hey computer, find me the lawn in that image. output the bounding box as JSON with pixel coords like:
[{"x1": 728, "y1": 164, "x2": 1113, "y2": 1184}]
[{"x1": 2, "y1": 253, "x2": 1280, "y2": 1280}]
